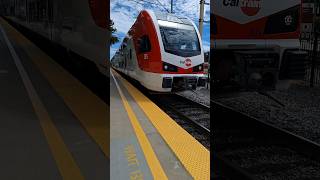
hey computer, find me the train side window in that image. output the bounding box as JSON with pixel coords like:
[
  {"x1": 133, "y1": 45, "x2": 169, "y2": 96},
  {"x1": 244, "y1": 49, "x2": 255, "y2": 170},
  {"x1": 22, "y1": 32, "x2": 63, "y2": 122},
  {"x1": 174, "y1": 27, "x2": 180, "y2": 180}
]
[
  {"x1": 130, "y1": 49, "x2": 132, "y2": 60},
  {"x1": 139, "y1": 35, "x2": 151, "y2": 53}
]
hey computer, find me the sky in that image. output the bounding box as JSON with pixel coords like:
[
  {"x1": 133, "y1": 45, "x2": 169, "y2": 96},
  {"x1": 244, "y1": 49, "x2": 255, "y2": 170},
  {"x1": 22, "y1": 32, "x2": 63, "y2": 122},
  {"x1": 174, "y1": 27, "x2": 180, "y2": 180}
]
[{"x1": 110, "y1": 0, "x2": 210, "y2": 59}]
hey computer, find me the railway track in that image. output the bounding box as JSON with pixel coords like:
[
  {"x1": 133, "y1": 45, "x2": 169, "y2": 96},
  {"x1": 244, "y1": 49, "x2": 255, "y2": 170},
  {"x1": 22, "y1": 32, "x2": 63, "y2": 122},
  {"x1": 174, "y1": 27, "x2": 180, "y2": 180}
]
[
  {"x1": 151, "y1": 93, "x2": 210, "y2": 148},
  {"x1": 212, "y1": 100, "x2": 320, "y2": 179}
]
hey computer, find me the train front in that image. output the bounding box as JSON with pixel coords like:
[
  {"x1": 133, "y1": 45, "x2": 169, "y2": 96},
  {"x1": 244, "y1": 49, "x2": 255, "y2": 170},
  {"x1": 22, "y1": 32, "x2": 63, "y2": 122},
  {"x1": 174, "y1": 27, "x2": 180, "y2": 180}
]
[{"x1": 149, "y1": 11, "x2": 207, "y2": 92}]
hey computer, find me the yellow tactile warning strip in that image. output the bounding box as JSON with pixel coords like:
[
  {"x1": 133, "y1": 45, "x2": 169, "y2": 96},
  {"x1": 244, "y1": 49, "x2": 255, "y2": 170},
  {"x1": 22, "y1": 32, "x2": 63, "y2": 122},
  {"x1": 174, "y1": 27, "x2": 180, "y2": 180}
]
[
  {"x1": 0, "y1": 18, "x2": 109, "y2": 157},
  {"x1": 0, "y1": 23, "x2": 85, "y2": 180},
  {"x1": 111, "y1": 71, "x2": 168, "y2": 180},
  {"x1": 113, "y1": 70, "x2": 210, "y2": 180}
]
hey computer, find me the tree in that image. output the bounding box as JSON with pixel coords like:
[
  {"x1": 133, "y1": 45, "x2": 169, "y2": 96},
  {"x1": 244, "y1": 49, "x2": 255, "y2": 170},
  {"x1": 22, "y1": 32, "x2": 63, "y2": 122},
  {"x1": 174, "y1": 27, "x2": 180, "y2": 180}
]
[{"x1": 109, "y1": 19, "x2": 119, "y2": 46}]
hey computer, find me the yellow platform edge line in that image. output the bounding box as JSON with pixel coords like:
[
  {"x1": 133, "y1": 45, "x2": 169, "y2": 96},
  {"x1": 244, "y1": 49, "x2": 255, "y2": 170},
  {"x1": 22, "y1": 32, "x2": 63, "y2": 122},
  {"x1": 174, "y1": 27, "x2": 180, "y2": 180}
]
[
  {"x1": 0, "y1": 18, "x2": 109, "y2": 157},
  {"x1": 111, "y1": 71, "x2": 168, "y2": 180},
  {"x1": 0, "y1": 20, "x2": 84, "y2": 180},
  {"x1": 114, "y1": 70, "x2": 210, "y2": 180}
]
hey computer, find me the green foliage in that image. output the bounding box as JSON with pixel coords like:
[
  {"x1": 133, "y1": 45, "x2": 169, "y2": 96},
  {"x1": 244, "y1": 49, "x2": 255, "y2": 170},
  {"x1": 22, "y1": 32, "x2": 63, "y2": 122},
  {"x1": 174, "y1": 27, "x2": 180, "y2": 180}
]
[{"x1": 109, "y1": 19, "x2": 119, "y2": 46}]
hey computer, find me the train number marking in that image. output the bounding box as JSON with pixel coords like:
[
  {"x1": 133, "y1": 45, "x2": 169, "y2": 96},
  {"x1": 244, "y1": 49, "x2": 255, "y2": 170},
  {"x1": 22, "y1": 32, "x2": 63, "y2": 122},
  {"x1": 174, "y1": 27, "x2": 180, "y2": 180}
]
[{"x1": 143, "y1": 54, "x2": 149, "y2": 60}]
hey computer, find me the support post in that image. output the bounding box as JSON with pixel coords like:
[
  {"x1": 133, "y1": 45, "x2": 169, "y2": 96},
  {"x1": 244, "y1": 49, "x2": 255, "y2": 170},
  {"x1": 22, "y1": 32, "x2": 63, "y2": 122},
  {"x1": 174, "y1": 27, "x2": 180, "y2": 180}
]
[{"x1": 199, "y1": 0, "x2": 205, "y2": 38}]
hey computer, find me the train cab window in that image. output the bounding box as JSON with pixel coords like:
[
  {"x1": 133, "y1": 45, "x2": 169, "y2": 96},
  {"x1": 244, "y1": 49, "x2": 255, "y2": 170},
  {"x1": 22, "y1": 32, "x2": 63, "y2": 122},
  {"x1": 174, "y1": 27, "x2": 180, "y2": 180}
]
[
  {"x1": 159, "y1": 24, "x2": 201, "y2": 57},
  {"x1": 139, "y1": 35, "x2": 151, "y2": 53}
]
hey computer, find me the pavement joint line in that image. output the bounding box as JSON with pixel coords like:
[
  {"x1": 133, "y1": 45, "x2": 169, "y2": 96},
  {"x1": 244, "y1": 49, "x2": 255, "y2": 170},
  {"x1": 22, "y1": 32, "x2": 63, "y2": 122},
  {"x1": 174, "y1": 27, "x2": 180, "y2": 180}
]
[
  {"x1": 113, "y1": 70, "x2": 210, "y2": 180},
  {"x1": 111, "y1": 70, "x2": 168, "y2": 180},
  {"x1": 0, "y1": 23, "x2": 85, "y2": 180},
  {"x1": 0, "y1": 18, "x2": 109, "y2": 157}
]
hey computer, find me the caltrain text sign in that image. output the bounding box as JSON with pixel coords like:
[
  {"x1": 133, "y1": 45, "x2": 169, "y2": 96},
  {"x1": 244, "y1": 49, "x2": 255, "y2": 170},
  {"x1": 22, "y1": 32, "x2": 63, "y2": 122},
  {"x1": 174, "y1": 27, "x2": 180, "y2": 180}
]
[
  {"x1": 223, "y1": 0, "x2": 262, "y2": 16},
  {"x1": 180, "y1": 59, "x2": 192, "y2": 67}
]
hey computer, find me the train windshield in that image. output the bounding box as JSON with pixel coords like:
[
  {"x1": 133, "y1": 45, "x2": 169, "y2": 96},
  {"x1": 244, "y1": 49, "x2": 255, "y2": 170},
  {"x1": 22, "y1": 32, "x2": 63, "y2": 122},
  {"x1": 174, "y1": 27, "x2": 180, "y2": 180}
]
[{"x1": 159, "y1": 21, "x2": 201, "y2": 57}]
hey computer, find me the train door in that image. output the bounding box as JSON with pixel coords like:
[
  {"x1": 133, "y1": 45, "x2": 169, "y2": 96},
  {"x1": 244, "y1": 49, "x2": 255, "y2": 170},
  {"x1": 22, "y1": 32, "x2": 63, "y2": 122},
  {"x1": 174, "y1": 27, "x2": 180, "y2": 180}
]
[
  {"x1": 47, "y1": 0, "x2": 53, "y2": 40},
  {"x1": 212, "y1": 13, "x2": 217, "y2": 36},
  {"x1": 122, "y1": 43, "x2": 128, "y2": 74},
  {"x1": 137, "y1": 35, "x2": 152, "y2": 70},
  {"x1": 126, "y1": 38, "x2": 134, "y2": 71},
  {"x1": 128, "y1": 48, "x2": 133, "y2": 71},
  {"x1": 124, "y1": 49, "x2": 127, "y2": 71}
]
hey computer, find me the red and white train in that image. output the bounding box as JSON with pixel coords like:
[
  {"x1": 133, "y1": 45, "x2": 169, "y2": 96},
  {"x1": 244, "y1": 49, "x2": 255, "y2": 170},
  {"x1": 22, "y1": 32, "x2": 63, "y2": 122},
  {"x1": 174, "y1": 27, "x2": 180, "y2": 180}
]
[{"x1": 111, "y1": 10, "x2": 207, "y2": 92}]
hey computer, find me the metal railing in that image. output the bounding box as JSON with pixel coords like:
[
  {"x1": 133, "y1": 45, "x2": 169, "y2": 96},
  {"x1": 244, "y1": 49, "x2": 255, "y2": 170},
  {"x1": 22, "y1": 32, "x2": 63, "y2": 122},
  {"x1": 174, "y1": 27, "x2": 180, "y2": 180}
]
[{"x1": 300, "y1": 32, "x2": 320, "y2": 87}]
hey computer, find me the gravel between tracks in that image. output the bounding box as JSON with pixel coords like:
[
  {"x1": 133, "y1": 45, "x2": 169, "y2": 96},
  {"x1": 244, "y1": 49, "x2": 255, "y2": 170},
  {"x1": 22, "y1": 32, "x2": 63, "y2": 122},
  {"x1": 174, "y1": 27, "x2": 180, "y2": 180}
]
[
  {"x1": 177, "y1": 87, "x2": 210, "y2": 107},
  {"x1": 216, "y1": 84, "x2": 320, "y2": 144},
  {"x1": 222, "y1": 146, "x2": 320, "y2": 179}
]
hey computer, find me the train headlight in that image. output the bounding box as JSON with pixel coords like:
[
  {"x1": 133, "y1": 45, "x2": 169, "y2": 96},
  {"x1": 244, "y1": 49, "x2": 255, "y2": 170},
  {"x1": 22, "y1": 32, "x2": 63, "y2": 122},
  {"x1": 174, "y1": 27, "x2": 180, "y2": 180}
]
[
  {"x1": 193, "y1": 64, "x2": 204, "y2": 72},
  {"x1": 163, "y1": 62, "x2": 178, "y2": 72}
]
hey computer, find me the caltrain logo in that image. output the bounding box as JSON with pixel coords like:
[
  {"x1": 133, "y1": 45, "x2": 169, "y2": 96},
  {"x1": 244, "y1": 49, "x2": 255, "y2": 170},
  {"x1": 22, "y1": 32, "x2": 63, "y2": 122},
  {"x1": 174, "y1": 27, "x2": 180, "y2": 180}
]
[
  {"x1": 185, "y1": 59, "x2": 192, "y2": 67},
  {"x1": 223, "y1": 0, "x2": 262, "y2": 16}
]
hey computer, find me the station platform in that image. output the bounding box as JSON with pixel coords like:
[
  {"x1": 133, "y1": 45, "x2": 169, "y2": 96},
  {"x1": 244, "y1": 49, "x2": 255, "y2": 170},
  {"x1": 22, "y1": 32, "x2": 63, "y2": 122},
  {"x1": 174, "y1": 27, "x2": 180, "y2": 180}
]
[
  {"x1": 110, "y1": 70, "x2": 210, "y2": 180},
  {"x1": 0, "y1": 18, "x2": 108, "y2": 180}
]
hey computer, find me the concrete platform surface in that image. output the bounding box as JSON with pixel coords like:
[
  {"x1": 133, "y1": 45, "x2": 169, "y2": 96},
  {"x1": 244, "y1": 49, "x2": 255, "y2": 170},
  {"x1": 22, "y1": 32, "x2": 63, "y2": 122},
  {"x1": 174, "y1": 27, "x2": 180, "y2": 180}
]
[
  {"x1": 0, "y1": 18, "x2": 108, "y2": 180},
  {"x1": 110, "y1": 70, "x2": 210, "y2": 180}
]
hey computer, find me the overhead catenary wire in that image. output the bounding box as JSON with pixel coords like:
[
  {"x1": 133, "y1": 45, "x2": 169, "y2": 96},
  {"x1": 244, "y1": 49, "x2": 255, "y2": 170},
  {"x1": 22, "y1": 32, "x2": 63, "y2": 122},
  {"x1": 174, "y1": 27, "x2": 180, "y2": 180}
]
[
  {"x1": 127, "y1": 0, "x2": 170, "y2": 13},
  {"x1": 127, "y1": 0, "x2": 209, "y2": 24},
  {"x1": 153, "y1": 0, "x2": 170, "y2": 13}
]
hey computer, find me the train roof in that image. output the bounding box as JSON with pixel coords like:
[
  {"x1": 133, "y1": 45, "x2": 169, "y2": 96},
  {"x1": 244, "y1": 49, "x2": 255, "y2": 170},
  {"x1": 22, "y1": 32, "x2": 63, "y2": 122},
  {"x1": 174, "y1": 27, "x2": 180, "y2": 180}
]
[{"x1": 152, "y1": 11, "x2": 193, "y2": 26}]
